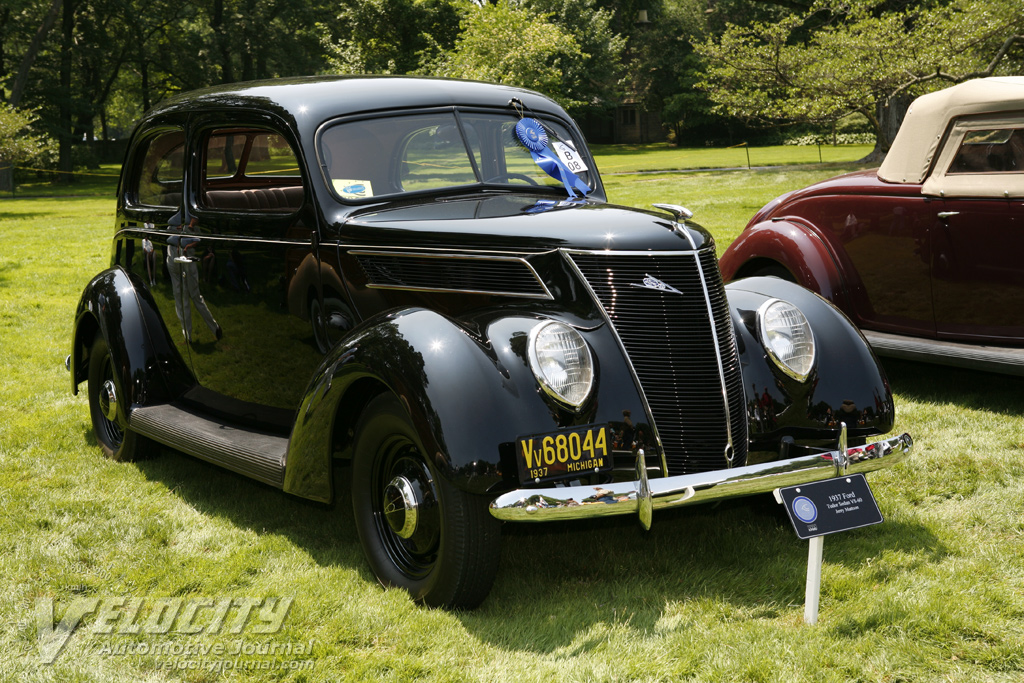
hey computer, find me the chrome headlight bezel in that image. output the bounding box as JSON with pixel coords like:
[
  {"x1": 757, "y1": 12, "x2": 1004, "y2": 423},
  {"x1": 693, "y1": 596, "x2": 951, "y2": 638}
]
[
  {"x1": 756, "y1": 298, "x2": 816, "y2": 382},
  {"x1": 527, "y1": 321, "x2": 595, "y2": 409}
]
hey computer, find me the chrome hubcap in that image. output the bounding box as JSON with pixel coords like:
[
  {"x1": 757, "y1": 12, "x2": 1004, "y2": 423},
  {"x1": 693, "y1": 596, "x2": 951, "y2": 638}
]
[
  {"x1": 383, "y1": 476, "x2": 419, "y2": 539},
  {"x1": 99, "y1": 380, "x2": 118, "y2": 422}
]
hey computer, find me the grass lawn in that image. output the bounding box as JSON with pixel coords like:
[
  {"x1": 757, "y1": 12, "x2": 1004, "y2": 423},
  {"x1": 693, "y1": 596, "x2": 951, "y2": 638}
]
[
  {"x1": 2, "y1": 159, "x2": 1023, "y2": 682},
  {"x1": 590, "y1": 142, "x2": 873, "y2": 175}
]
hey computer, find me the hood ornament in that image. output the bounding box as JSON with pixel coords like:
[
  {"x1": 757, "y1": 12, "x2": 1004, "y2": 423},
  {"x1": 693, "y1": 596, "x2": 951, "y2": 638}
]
[
  {"x1": 653, "y1": 203, "x2": 694, "y2": 222},
  {"x1": 631, "y1": 274, "x2": 683, "y2": 295}
]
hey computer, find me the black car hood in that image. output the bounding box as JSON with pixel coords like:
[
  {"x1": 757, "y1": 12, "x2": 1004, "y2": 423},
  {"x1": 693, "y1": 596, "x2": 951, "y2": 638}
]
[{"x1": 331, "y1": 194, "x2": 712, "y2": 253}]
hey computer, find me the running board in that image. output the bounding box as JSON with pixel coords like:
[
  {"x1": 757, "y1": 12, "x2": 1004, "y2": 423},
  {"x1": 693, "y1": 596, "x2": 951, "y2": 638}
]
[
  {"x1": 130, "y1": 404, "x2": 287, "y2": 488},
  {"x1": 864, "y1": 330, "x2": 1024, "y2": 377}
]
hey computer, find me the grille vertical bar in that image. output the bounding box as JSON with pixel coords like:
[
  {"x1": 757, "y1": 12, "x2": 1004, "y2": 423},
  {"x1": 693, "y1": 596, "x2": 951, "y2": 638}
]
[{"x1": 569, "y1": 250, "x2": 748, "y2": 475}]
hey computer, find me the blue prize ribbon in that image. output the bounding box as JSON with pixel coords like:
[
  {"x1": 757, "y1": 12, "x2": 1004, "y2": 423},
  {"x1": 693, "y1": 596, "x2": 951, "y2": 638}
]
[{"x1": 514, "y1": 118, "x2": 592, "y2": 199}]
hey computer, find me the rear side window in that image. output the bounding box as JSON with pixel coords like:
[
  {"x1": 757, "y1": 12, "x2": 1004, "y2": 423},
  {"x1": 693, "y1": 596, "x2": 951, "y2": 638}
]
[
  {"x1": 201, "y1": 128, "x2": 305, "y2": 212},
  {"x1": 948, "y1": 128, "x2": 1024, "y2": 174},
  {"x1": 134, "y1": 129, "x2": 185, "y2": 207}
]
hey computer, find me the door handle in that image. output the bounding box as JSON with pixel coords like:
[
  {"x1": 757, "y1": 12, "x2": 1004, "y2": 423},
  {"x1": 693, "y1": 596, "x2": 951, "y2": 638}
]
[{"x1": 937, "y1": 211, "x2": 960, "y2": 219}]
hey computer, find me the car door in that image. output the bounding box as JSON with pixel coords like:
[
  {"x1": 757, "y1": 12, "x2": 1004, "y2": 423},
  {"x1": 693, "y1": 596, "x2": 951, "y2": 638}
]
[
  {"x1": 117, "y1": 122, "x2": 200, "y2": 394},
  {"x1": 928, "y1": 126, "x2": 1024, "y2": 342},
  {"x1": 178, "y1": 118, "x2": 328, "y2": 429}
]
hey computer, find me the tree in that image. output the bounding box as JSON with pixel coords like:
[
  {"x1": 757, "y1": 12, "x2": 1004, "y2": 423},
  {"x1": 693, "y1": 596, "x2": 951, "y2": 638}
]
[
  {"x1": 320, "y1": 0, "x2": 461, "y2": 75},
  {"x1": 617, "y1": 0, "x2": 711, "y2": 145},
  {"x1": 0, "y1": 104, "x2": 54, "y2": 192},
  {"x1": 695, "y1": 0, "x2": 1024, "y2": 159},
  {"x1": 433, "y1": 1, "x2": 584, "y2": 102},
  {"x1": 430, "y1": 0, "x2": 623, "y2": 115},
  {"x1": 525, "y1": 0, "x2": 624, "y2": 115}
]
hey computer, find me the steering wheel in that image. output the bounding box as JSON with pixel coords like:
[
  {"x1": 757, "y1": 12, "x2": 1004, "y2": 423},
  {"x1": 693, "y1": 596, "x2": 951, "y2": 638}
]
[{"x1": 484, "y1": 172, "x2": 539, "y2": 186}]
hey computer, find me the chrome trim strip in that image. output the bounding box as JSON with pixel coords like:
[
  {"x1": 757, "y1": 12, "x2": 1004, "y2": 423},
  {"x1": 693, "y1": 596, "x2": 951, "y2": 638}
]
[
  {"x1": 490, "y1": 433, "x2": 912, "y2": 524},
  {"x1": 351, "y1": 249, "x2": 554, "y2": 300},
  {"x1": 692, "y1": 247, "x2": 737, "y2": 467},
  {"x1": 636, "y1": 449, "x2": 652, "y2": 530},
  {"x1": 836, "y1": 422, "x2": 848, "y2": 475},
  {"x1": 561, "y1": 248, "x2": 670, "y2": 476}
]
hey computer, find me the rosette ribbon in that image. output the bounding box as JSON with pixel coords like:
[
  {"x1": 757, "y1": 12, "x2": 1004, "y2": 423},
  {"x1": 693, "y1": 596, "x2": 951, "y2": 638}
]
[{"x1": 514, "y1": 118, "x2": 591, "y2": 198}]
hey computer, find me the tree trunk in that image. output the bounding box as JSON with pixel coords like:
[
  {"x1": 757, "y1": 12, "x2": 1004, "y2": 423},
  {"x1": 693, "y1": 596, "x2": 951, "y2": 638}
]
[
  {"x1": 10, "y1": 0, "x2": 62, "y2": 107},
  {"x1": 58, "y1": 0, "x2": 75, "y2": 184},
  {"x1": 861, "y1": 93, "x2": 913, "y2": 164},
  {"x1": 212, "y1": 0, "x2": 235, "y2": 84},
  {"x1": 0, "y1": 0, "x2": 61, "y2": 192}
]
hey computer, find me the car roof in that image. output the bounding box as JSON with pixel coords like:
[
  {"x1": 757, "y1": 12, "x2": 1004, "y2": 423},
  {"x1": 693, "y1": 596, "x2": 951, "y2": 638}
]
[
  {"x1": 146, "y1": 76, "x2": 569, "y2": 131},
  {"x1": 878, "y1": 77, "x2": 1024, "y2": 185}
]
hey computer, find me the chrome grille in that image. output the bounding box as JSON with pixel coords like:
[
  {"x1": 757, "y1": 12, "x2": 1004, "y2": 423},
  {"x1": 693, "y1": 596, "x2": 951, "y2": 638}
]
[{"x1": 569, "y1": 250, "x2": 748, "y2": 475}]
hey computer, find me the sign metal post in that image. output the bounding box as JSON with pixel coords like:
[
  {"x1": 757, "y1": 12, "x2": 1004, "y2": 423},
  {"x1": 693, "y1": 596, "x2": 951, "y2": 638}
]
[{"x1": 776, "y1": 423, "x2": 885, "y2": 625}]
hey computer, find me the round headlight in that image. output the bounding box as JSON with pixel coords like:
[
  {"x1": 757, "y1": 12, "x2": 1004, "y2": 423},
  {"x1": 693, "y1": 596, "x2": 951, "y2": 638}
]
[
  {"x1": 757, "y1": 299, "x2": 815, "y2": 381},
  {"x1": 527, "y1": 321, "x2": 594, "y2": 408}
]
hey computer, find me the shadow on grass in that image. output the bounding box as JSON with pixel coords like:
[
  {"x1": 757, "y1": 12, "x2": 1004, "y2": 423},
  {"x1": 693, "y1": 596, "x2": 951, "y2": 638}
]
[
  {"x1": 882, "y1": 357, "x2": 1024, "y2": 414},
  {"x1": 460, "y1": 495, "x2": 944, "y2": 653},
  {"x1": 106, "y1": 426, "x2": 945, "y2": 654},
  {"x1": 74, "y1": 357, "x2": 982, "y2": 654},
  {"x1": 127, "y1": 444, "x2": 367, "y2": 575}
]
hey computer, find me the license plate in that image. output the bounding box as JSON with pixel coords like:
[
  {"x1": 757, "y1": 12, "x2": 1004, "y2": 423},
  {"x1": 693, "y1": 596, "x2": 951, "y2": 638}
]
[{"x1": 517, "y1": 424, "x2": 611, "y2": 484}]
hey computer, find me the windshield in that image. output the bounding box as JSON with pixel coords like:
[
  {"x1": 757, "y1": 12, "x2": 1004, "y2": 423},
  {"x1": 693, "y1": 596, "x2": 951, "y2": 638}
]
[{"x1": 318, "y1": 110, "x2": 595, "y2": 201}]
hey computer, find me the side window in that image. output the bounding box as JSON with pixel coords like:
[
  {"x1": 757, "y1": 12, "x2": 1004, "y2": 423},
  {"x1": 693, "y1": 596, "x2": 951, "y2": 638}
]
[
  {"x1": 948, "y1": 128, "x2": 1024, "y2": 174},
  {"x1": 200, "y1": 128, "x2": 305, "y2": 212},
  {"x1": 134, "y1": 129, "x2": 185, "y2": 207}
]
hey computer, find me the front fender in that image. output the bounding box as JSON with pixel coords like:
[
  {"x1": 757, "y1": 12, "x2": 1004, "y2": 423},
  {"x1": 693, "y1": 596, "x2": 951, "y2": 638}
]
[
  {"x1": 284, "y1": 307, "x2": 648, "y2": 503},
  {"x1": 70, "y1": 267, "x2": 190, "y2": 417},
  {"x1": 727, "y1": 277, "x2": 894, "y2": 449},
  {"x1": 720, "y1": 220, "x2": 849, "y2": 311}
]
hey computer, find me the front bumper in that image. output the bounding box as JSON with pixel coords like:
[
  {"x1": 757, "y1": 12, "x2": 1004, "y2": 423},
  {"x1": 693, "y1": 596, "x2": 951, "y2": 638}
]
[{"x1": 489, "y1": 431, "x2": 912, "y2": 529}]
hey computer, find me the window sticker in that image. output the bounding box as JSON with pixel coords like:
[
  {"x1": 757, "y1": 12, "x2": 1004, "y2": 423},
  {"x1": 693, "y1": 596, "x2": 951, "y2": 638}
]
[
  {"x1": 333, "y1": 179, "x2": 373, "y2": 200},
  {"x1": 553, "y1": 141, "x2": 588, "y2": 174}
]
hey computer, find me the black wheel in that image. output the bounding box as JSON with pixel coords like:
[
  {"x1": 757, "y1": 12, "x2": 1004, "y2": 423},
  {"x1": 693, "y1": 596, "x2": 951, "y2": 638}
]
[
  {"x1": 311, "y1": 295, "x2": 351, "y2": 353},
  {"x1": 752, "y1": 263, "x2": 796, "y2": 282},
  {"x1": 310, "y1": 296, "x2": 328, "y2": 353},
  {"x1": 484, "y1": 172, "x2": 539, "y2": 186},
  {"x1": 86, "y1": 336, "x2": 154, "y2": 461},
  {"x1": 351, "y1": 394, "x2": 501, "y2": 609}
]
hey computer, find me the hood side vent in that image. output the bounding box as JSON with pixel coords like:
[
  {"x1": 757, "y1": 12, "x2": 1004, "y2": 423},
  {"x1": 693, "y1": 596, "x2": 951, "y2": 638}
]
[{"x1": 353, "y1": 251, "x2": 552, "y2": 299}]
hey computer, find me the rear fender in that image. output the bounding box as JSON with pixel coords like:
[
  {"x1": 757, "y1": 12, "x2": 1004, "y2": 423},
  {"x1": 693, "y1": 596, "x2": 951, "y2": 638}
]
[
  {"x1": 70, "y1": 267, "x2": 190, "y2": 418},
  {"x1": 720, "y1": 220, "x2": 849, "y2": 311}
]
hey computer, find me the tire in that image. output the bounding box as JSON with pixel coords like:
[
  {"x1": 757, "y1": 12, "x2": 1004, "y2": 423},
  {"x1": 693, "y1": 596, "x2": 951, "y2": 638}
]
[
  {"x1": 351, "y1": 394, "x2": 501, "y2": 609},
  {"x1": 310, "y1": 296, "x2": 328, "y2": 353},
  {"x1": 751, "y1": 263, "x2": 796, "y2": 282},
  {"x1": 86, "y1": 336, "x2": 155, "y2": 462}
]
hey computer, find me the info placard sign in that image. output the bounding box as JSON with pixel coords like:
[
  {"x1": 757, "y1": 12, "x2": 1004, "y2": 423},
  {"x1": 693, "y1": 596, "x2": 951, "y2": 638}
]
[{"x1": 777, "y1": 474, "x2": 883, "y2": 540}]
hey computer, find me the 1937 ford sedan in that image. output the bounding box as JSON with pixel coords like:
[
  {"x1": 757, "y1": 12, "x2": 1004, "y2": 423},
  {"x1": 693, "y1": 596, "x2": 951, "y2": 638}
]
[{"x1": 69, "y1": 76, "x2": 912, "y2": 608}]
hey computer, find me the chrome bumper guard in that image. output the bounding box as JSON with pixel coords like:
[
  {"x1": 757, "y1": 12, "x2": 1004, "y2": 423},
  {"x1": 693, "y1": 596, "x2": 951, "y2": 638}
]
[{"x1": 490, "y1": 429, "x2": 912, "y2": 529}]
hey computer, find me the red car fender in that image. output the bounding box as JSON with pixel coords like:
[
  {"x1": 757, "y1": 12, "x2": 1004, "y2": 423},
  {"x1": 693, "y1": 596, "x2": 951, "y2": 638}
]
[{"x1": 719, "y1": 219, "x2": 850, "y2": 312}]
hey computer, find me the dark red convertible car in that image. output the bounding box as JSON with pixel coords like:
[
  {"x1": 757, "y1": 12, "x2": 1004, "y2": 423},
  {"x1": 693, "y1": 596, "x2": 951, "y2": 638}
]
[{"x1": 720, "y1": 77, "x2": 1024, "y2": 375}]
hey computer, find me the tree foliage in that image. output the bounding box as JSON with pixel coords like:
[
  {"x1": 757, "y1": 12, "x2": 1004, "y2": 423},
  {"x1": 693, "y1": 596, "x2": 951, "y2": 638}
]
[
  {"x1": 3, "y1": 0, "x2": 1024, "y2": 178},
  {"x1": 696, "y1": 0, "x2": 1024, "y2": 155},
  {"x1": 0, "y1": 103, "x2": 51, "y2": 161},
  {"x1": 429, "y1": 0, "x2": 624, "y2": 115}
]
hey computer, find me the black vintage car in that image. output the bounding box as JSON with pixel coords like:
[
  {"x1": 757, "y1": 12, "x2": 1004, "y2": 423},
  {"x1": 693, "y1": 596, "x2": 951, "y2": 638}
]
[{"x1": 69, "y1": 76, "x2": 912, "y2": 609}]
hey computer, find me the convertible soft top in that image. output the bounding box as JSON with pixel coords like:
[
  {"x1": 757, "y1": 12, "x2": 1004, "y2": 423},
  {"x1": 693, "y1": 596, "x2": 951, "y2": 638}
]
[{"x1": 878, "y1": 77, "x2": 1024, "y2": 191}]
